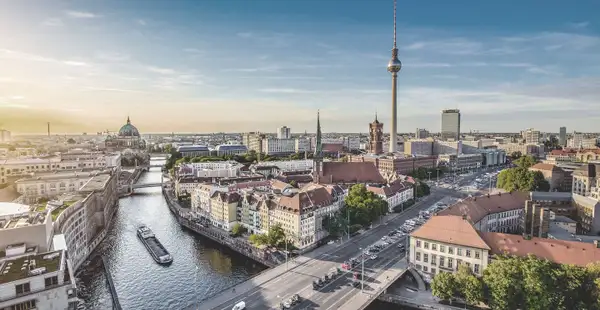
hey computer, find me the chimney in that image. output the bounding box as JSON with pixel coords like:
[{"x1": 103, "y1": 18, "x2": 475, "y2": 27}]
[{"x1": 594, "y1": 240, "x2": 600, "y2": 248}]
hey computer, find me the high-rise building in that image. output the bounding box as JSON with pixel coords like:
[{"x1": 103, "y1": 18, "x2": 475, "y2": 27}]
[
  {"x1": 386, "y1": 0, "x2": 402, "y2": 153},
  {"x1": 369, "y1": 114, "x2": 384, "y2": 155},
  {"x1": 0, "y1": 129, "x2": 10, "y2": 142},
  {"x1": 521, "y1": 128, "x2": 541, "y2": 144},
  {"x1": 277, "y1": 126, "x2": 291, "y2": 139},
  {"x1": 559, "y1": 127, "x2": 567, "y2": 146},
  {"x1": 415, "y1": 128, "x2": 429, "y2": 139},
  {"x1": 441, "y1": 109, "x2": 461, "y2": 141}
]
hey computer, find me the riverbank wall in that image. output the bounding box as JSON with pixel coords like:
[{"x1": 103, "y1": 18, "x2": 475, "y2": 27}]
[{"x1": 162, "y1": 187, "x2": 277, "y2": 268}]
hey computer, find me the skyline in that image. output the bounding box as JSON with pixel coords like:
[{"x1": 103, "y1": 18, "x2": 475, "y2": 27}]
[{"x1": 0, "y1": 0, "x2": 599, "y2": 134}]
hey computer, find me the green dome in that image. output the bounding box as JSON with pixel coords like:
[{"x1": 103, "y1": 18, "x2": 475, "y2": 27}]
[{"x1": 118, "y1": 117, "x2": 140, "y2": 137}]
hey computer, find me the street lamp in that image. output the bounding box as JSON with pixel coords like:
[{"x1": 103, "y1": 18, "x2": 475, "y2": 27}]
[
  {"x1": 359, "y1": 247, "x2": 365, "y2": 292},
  {"x1": 427, "y1": 171, "x2": 432, "y2": 182}
]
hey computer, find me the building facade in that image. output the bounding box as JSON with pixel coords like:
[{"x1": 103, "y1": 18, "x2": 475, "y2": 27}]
[
  {"x1": 369, "y1": 116, "x2": 384, "y2": 155},
  {"x1": 441, "y1": 109, "x2": 461, "y2": 141},
  {"x1": 277, "y1": 126, "x2": 291, "y2": 140}
]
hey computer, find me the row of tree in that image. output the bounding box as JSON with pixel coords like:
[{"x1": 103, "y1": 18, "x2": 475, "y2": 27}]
[
  {"x1": 432, "y1": 255, "x2": 600, "y2": 310},
  {"x1": 248, "y1": 224, "x2": 295, "y2": 250},
  {"x1": 409, "y1": 166, "x2": 447, "y2": 180},
  {"x1": 496, "y1": 155, "x2": 550, "y2": 192}
]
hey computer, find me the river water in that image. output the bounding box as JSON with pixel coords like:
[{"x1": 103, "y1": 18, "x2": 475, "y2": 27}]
[{"x1": 77, "y1": 159, "x2": 265, "y2": 309}]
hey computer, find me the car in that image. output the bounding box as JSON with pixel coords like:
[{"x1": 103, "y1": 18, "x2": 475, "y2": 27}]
[
  {"x1": 370, "y1": 255, "x2": 378, "y2": 260},
  {"x1": 398, "y1": 244, "x2": 405, "y2": 250},
  {"x1": 232, "y1": 301, "x2": 246, "y2": 310},
  {"x1": 352, "y1": 281, "x2": 361, "y2": 288}
]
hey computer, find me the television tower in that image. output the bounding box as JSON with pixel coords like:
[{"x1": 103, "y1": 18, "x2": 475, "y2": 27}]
[{"x1": 387, "y1": 0, "x2": 402, "y2": 153}]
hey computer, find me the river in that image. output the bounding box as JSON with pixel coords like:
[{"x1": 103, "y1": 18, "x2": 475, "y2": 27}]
[{"x1": 77, "y1": 159, "x2": 265, "y2": 309}]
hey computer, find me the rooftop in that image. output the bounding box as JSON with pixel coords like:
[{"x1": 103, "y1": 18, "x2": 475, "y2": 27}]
[
  {"x1": 0, "y1": 157, "x2": 61, "y2": 166},
  {"x1": 438, "y1": 192, "x2": 528, "y2": 224},
  {"x1": 411, "y1": 215, "x2": 491, "y2": 250},
  {"x1": 480, "y1": 232, "x2": 600, "y2": 267},
  {"x1": 0, "y1": 250, "x2": 63, "y2": 284},
  {"x1": 529, "y1": 191, "x2": 572, "y2": 202},
  {"x1": 15, "y1": 170, "x2": 109, "y2": 183},
  {"x1": 79, "y1": 173, "x2": 112, "y2": 192},
  {"x1": 529, "y1": 163, "x2": 563, "y2": 172},
  {"x1": 0, "y1": 202, "x2": 30, "y2": 218}
]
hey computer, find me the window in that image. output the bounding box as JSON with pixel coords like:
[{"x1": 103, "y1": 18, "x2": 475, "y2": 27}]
[
  {"x1": 475, "y1": 251, "x2": 480, "y2": 259},
  {"x1": 431, "y1": 254, "x2": 437, "y2": 265},
  {"x1": 431, "y1": 268, "x2": 436, "y2": 274},
  {"x1": 416, "y1": 252, "x2": 421, "y2": 261},
  {"x1": 416, "y1": 240, "x2": 421, "y2": 248},
  {"x1": 439, "y1": 245, "x2": 445, "y2": 253},
  {"x1": 474, "y1": 264, "x2": 480, "y2": 274},
  {"x1": 457, "y1": 248, "x2": 462, "y2": 256},
  {"x1": 466, "y1": 249, "x2": 471, "y2": 257},
  {"x1": 424, "y1": 242, "x2": 429, "y2": 249},
  {"x1": 448, "y1": 247, "x2": 454, "y2": 255},
  {"x1": 423, "y1": 266, "x2": 428, "y2": 272},
  {"x1": 448, "y1": 258, "x2": 453, "y2": 269},
  {"x1": 431, "y1": 243, "x2": 437, "y2": 251},
  {"x1": 45, "y1": 276, "x2": 59, "y2": 287},
  {"x1": 15, "y1": 283, "x2": 30, "y2": 295},
  {"x1": 439, "y1": 256, "x2": 445, "y2": 267},
  {"x1": 424, "y1": 254, "x2": 429, "y2": 263},
  {"x1": 11, "y1": 300, "x2": 36, "y2": 310}
]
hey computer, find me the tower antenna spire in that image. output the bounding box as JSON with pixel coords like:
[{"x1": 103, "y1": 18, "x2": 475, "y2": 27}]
[{"x1": 393, "y1": 0, "x2": 397, "y2": 49}]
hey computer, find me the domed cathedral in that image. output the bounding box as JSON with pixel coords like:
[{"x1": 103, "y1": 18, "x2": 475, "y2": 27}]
[{"x1": 105, "y1": 116, "x2": 146, "y2": 150}]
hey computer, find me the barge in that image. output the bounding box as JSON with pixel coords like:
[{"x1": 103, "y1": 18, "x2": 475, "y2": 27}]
[{"x1": 137, "y1": 225, "x2": 173, "y2": 265}]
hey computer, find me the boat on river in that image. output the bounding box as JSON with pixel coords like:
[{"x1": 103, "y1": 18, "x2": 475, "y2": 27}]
[{"x1": 137, "y1": 225, "x2": 173, "y2": 265}]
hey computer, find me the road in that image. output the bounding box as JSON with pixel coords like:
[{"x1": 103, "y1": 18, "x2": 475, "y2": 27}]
[{"x1": 202, "y1": 192, "x2": 453, "y2": 310}]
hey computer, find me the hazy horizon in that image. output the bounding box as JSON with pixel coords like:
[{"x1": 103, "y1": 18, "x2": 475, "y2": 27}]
[{"x1": 1, "y1": 0, "x2": 599, "y2": 134}]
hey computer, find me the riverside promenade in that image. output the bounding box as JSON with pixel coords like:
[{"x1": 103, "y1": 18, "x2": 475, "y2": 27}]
[{"x1": 162, "y1": 187, "x2": 278, "y2": 267}]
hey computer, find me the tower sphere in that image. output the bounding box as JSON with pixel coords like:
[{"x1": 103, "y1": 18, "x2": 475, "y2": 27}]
[{"x1": 387, "y1": 58, "x2": 402, "y2": 73}]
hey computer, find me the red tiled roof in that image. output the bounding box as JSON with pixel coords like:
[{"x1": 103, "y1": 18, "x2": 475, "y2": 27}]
[
  {"x1": 550, "y1": 149, "x2": 577, "y2": 156},
  {"x1": 319, "y1": 162, "x2": 385, "y2": 184},
  {"x1": 529, "y1": 163, "x2": 563, "y2": 172},
  {"x1": 411, "y1": 215, "x2": 490, "y2": 250},
  {"x1": 480, "y1": 232, "x2": 600, "y2": 267},
  {"x1": 367, "y1": 180, "x2": 412, "y2": 198},
  {"x1": 438, "y1": 192, "x2": 528, "y2": 224}
]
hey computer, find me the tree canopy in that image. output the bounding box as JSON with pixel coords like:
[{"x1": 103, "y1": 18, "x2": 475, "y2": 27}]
[
  {"x1": 343, "y1": 184, "x2": 388, "y2": 227},
  {"x1": 415, "y1": 181, "x2": 430, "y2": 198},
  {"x1": 248, "y1": 224, "x2": 290, "y2": 249},
  {"x1": 231, "y1": 223, "x2": 247, "y2": 237},
  {"x1": 496, "y1": 155, "x2": 550, "y2": 192}
]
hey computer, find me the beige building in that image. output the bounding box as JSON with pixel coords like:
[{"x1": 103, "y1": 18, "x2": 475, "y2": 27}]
[
  {"x1": 15, "y1": 170, "x2": 112, "y2": 204},
  {"x1": 529, "y1": 163, "x2": 570, "y2": 192},
  {"x1": 438, "y1": 153, "x2": 482, "y2": 172},
  {"x1": 209, "y1": 192, "x2": 241, "y2": 231},
  {"x1": 572, "y1": 163, "x2": 599, "y2": 197},
  {"x1": 572, "y1": 194, "x2": 600, "y2": 235},
  {"x1": 577, "y1": 149, "x2": 600, "y2": 163},
  {"x1": 403, "y1": 140, "x2": 434, "y2": 156},
  {"x1": 367, "y1": 180, "x2": 414, "y2": 212}
]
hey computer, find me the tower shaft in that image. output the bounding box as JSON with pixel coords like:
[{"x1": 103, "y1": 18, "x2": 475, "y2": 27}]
[{"x1": 389, "y1": 72, "x2": 398, "y2": 153}]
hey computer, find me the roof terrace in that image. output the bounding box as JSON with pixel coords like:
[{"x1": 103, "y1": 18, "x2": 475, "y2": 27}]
[{"x1": 0, "y1": 250, "x2": 63, "y2": 284}]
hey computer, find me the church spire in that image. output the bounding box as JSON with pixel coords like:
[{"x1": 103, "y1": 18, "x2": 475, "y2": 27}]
[
  {"x1": 314, "y1": 110, "x2": 322, "y2": 158},
  {"x1": 127, "y1": 116, "x2": 131, "y2": 124}
]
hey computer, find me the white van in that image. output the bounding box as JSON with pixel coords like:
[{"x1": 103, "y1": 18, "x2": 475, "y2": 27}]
[{"x1": 232, "y1": 301, "x2": 246, "y2": 310}]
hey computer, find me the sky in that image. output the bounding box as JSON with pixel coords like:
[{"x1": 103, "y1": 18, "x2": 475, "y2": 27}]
[{"x1": 0, "y1": 0, "x2": 599, "y2": 134}]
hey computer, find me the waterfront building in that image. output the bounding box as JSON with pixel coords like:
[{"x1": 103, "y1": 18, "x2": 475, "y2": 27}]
[
  {"x1": 209, "y1": 192, "x2": 241, "y2": 231},
  {"x1": 0, "y1": 202, "x2": 53, "y2": 252},
  {"x1": 178, "y1": 161, "x2": 243, "y2": 178},
  {"x1": 52, "y1": 171, "x2": 118, "y2": 270},
  {"x1": 15, "y1": 170, "x2": 113, "y2": 204},
  {"x1": 0, "y1": 249, "x2": 79, "y2": 310},
  {"x1": 105, "y1": 116, "x2": 146, "y2": 150}
]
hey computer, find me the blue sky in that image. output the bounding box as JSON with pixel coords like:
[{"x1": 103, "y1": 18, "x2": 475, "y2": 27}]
[{"x1": 0, "y1": 0, "x2": 599, "y2": 134}]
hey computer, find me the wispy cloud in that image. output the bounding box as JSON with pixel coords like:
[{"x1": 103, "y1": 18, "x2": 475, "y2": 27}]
[
  {"x1": 407, "y1": 62, "x2": 453, "y2": 68},
  {"x1": 222, "y1": 66, "x2": 280, "y2": 73},
  {"x1": 83, "y1": 87, "x2": 147, "y2": 93},
  {"x1": 94, "y1": 51, "x2": 130, "y2": 62},
  {"x1": 146, "y1": 66, "x2": 177, "y2": 75},
  {"x1": 236, "y1": 32, "x2": 291, "y2": 48},
  {"x1": 10, "y1": 96, "x2": 24, "y2": 100},
  {"x1": 568, "y1": 21, "x2": 590, "y2": 29},
  {"x1": 136, "y1": 19, "x2": 147, "y2": 26},
  {"x1": 258, "y1": 88, "x2": 316, "y2": 94},
  {"x1": 42, "y1": 18, "x2": 63, "y2": 27},
  {"x1": 62, "y1": 61, "x2": 89, "y2": 67},
  {"x1": 183, "y1": 48, "x2": 203, "y2": 53},
  {"x1": 65, "y1": 10, "x2": 101, "y2": 19}
]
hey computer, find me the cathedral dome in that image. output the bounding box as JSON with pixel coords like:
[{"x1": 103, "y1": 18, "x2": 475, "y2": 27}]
[{"x1": 118, "y1": 117, "x2": 140, "y2": 137}]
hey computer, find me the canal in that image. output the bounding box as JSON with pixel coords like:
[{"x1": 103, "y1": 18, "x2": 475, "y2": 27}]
[{"x1": 77, "y1": 159, "x2": 266, "y2": 309}]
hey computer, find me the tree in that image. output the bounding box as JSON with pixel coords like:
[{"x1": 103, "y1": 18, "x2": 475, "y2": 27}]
[
  {"x1": 343, "y1": 184, "x2": 388, "y2": 227},
  {"x1": 289, "y1": 180, "x2": 298, "y2": 188},
  {"x1": 454, "y1": 264, "x2": 484, "y2": 306},
  {"x1": 322, "y1": 213, "x2": 348, "y2": 237},
  {"x1": 67, "y1": 138, "x2": 76, "y2": 144},
  {"x1": 415, "y1": 182, "x2": 430, "y2": 198},
  {"x1": 483, "y1": 255, "x2": 525, "y2": 310},
  {"x1": 510, "y1": 151, "x2": 523, "y2": 160},
  {"x1": 497, "y1": 168, "x2": 550, "y2": 192},
  {"x1": 231, "y1": 223, "x2": 247, "y2": 237},
  {"x1": 514, "y1": 155, "x2": 537, "y2": 169},
  {"x1": 431, "y1": 271, "x2": 457, "y2": 303},
  {"x1": 521, "y1": 255, "x2": 559, "y2": 310}
]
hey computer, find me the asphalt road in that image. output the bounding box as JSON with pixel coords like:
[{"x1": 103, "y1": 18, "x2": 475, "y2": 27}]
[{"x1": 211, "y1": 192, "x2": 450, "y2": 310}]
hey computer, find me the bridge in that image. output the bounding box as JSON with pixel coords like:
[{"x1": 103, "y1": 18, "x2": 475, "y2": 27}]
[
  {"x1": 131, "y1": 182, "x2": 163, "y2": 189},
  {"x1": 138, "y1": 164, "x2": 164, "y2": 169},
  {"x1": 193, "y1": 192, "x2": 454, "y2": 310}
]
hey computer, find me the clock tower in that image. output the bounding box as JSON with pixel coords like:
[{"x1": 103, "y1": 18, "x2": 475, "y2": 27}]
[{"x1": 369, "y1": 113, "x2": 384, "y2": 155}]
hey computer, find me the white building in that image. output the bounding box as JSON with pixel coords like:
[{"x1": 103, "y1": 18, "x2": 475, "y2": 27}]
[
  {"x1": 367, "y1": 181, "x2": 414, "y2": 212},
  {"x1": 0, "y1": 130, "x2": 10, "y2": 143},
  {"x1": 438, "y1": 153, "x2": 483, "y2": 172},
  {"x1": 1, "y1": 153, "x2": 121, "y2": 179},
  {"x1": 15, "y1": 170, "x2": 112, "y2": 204},
  {"x1": 277, "y1": 126, "x2": 291, "y2": 140},
  {"x1": 521, "y1": 128, "x2": 541, "y2": 144},
  {"x1": 178, "y1": 162, "x2": 242, "y2": 178},
  {"x1": 295, "y1": 138, "x2": 311, "y2": 153},
  {"x1": 254, "y1": 159, "x2": 313, "y2": 172},
  {"x1": 0, "y1": 249, "x2": 79, "y2": 310},
  {"x1": 262, "y1": 138, "x2": 296, "y2": 155}
]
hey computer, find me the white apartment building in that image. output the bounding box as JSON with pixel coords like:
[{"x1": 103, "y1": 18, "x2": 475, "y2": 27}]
[
  {"x1": 438, "y1": 153, "x2": 483, "y2": 172},
  {"x1": 191, "y1": 184, "x2": 227, "y2": 218},
  {"x1": 254, "y1": 160, "x2": 313, "y2": 172},
  {"x1": 262, "y1": 138, "x2": 296, "y2": 155},
  {"x1": 277, "y1": 126, "x2": 291, "y2": 140},
  {"x1": 1, "y1": 153, "x2": 121, "y2": 179},
  {"x1": 295, "y1": 138, "x2": 311, "y2": 153},
  {"x1": 0, "y1": 203, "x2": 54, "y2": 253},
  {"x1": 178, "y1": 162, "x2": 242, "y2": 178},
  {"x1": 521, "y1": 128, "x2": 541, "y2": 144},
  {"x1": 52, "y1": 172, "x2": 118, "y2": 270},
  {"x1": 367, "y1": 181, "x2": 414, "y2": 212},
  {"x1": 0, "y1": 249, "x2": 79, "y2": 310},
  {"x1": 15, "y1": 170, "x2": 111, "y2": 204}
]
